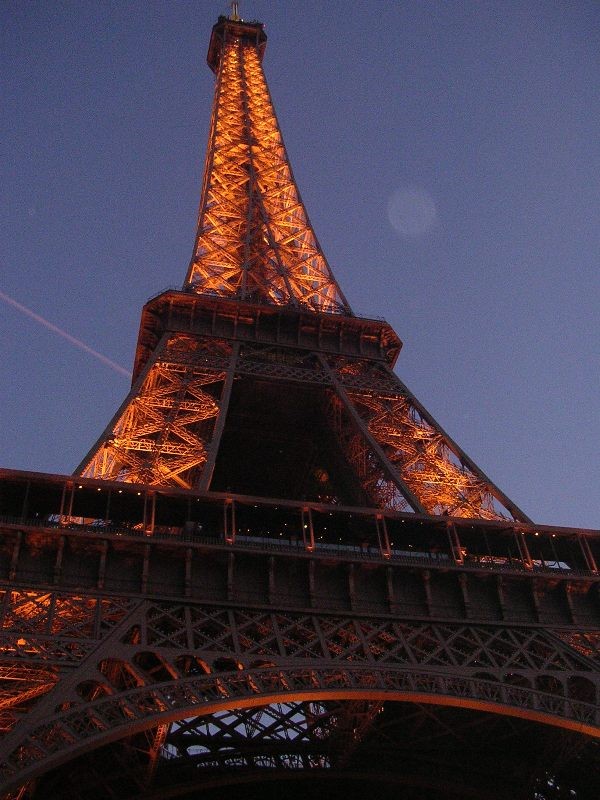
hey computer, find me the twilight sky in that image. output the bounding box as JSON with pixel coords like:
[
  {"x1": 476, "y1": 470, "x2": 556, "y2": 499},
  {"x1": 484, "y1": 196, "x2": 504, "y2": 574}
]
[{"x1": 1, "y1": 1, "x2": 599, "y2": 529}]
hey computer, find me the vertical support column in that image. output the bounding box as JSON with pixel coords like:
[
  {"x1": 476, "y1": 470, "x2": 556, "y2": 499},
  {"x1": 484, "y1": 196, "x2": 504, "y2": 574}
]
[
  {"x1": 105, "y1": 489, "x2": 112, "y2": 524},
  {"x1": 227, "y1": 552, "x2": 235, "y2": 601},
  {"x1": 308, "y1": 560, "x2": 316, "y2": 608},
  {"x1": 386, "y1": 566, "x2": 398, "y2": 613},
  {"x1": 66, "y1": 483, "x2": 75, "y2": 520},
  {"x1": 446, "y1": 522, "x2": 464, "y2": 565},
  {"x1": 348, "y1": 563, "x2": 356, "y2": 609},
  {"x1": 224, "y1": 499, "x2": 236, "y2": 544},
  {"x1": 422, "y1": 571, "x2": 433, "y2": 616},
  {"x1": 531, "y1": 582, "x2": 541, "y2": 622},
  {"x1": 142, "y1": 544, "x2": 150, "y2": 593},
  {"x1": 515, "y1": 530, "x2": 533, "y2": 569},
  {"x1": 563, "y1": 583, "x2": 576, "y2": 624},
  {"x1": 97, "y1": 540, "x2": 108, "y2": 590},
  {"x1": 496, "y1": 575, "x2": 507, "y2": 619},
  {"x1": 9, "y1": 531, "x2": 22, "y2": 581},
  {"x1": 185, "y1": 547, "x2": 193, "y2": 598},
  {"x1": 578, "y1": 535, "x2": 598, "y2": 573},
  {"x1": 302, "y1": 507, "x2": 314, "y2": 552},
  {"x1": 375, "y1": 514, "x2": 391, "y2": 559},
  {"x1": 0, "y1": 592, "x2": 12, "y2": 628},
  {"x1": 458, "y1": 573, "x2": 470, "y2": 617},
  {"x1": 59, "y1": 482, "x2": 68, "y2": 519},
  {"x1": 550, "y1": 535, "x2": 562, "y2": 570},
  {"x1": 20, "y1": 480, "x2": 31, "y2": 521},
  {"x1": 268, "y1": 556, "x2": 276, "y2": 604},
  {"x1": 53, "y1": 536, "x2": 65, "y2": 585},
  {"x1": 144, "y1": 492, "x2": 156, "y2": 535},
  {"x1": 150, "y1": 491, "x2": 156, "y2": 534},
  {"x1": 198, "y1": 342, "x2": 240, "y2": 492},
  {"x1": 186, "y1": 496, "x2": 192, "y2": 532}
]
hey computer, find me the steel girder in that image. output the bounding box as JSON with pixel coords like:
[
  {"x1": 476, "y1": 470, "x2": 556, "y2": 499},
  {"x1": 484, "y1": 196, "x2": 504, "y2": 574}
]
[{"x1": 0, "y1": 587, "x2": 598, "y2": 797}]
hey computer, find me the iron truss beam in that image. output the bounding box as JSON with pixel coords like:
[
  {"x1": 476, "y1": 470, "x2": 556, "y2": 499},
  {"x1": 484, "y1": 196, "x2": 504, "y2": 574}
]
[{"x1": 0, "y1": 586, "x2": 597, "y2": 797}]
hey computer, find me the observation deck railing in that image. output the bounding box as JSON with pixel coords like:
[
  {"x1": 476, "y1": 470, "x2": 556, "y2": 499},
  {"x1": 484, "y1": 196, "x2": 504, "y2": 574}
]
[{"x1": 0, "y1": 512, "x2": 596, "y2": 581}]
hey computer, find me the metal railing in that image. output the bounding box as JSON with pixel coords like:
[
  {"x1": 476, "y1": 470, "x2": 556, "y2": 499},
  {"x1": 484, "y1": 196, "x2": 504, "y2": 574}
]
[{"x1": 0, "y1": 514, "x2": 594, "y2": 579}]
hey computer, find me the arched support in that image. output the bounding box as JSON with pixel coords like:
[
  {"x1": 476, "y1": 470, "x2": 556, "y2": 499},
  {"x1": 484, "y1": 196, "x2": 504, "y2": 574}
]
[{"x1": 0, "y1": 665, "x2": 598, "y2": 796}]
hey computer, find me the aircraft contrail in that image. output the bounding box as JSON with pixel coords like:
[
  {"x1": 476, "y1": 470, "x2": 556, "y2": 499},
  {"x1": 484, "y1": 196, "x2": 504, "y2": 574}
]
[{"x1": 0, "y1": 290, "x2": 131, "y2": 378}]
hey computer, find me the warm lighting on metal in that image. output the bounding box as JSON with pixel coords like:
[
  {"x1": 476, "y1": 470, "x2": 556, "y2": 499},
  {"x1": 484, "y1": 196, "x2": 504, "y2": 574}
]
[
  {"x1": 0, "y1": 10, "x2": 597, "y2": 799},
  {"x1": 185, "y1": 23, "x2": 350, "y2": 315}
]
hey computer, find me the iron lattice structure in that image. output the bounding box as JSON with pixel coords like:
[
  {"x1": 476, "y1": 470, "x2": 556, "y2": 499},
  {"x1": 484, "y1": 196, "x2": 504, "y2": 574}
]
[{"x1": 0, "y1": 12, "x2": 598, "y2": 800}]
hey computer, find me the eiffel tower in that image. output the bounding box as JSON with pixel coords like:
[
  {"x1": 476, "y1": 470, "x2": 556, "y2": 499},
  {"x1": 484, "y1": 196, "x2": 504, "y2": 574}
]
[{"x1": 0, "y1": 9, "x2": 598, "y2": 800}]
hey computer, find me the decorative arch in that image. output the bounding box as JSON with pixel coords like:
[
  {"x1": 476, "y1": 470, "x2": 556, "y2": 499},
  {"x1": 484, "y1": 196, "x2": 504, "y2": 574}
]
[{"x1": 1, "y1": 664, "x2": 598, "y2": 797}]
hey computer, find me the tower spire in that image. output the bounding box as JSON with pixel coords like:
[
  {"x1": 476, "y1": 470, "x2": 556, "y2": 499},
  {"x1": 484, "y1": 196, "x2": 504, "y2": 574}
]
[{"x1": 185, "y1": 15, "x2": 352, "y2": 315}]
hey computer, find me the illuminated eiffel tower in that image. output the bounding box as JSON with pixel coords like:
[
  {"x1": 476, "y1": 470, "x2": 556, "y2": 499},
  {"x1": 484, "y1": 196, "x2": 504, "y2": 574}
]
[{"x1": 0, "y1": 10, "x2": 598, "y2": 800}]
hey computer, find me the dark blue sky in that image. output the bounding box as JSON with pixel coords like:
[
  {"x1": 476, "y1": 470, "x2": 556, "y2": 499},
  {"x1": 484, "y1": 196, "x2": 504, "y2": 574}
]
[{"x1": 2, "y1": 1, "x2": 599, "y2": 528}]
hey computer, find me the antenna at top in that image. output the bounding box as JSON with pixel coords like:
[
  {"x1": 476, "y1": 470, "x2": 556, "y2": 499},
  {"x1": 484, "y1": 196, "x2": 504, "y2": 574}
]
[{"x1": 230, "y1": 2, "x2": 240, "y2": 21}]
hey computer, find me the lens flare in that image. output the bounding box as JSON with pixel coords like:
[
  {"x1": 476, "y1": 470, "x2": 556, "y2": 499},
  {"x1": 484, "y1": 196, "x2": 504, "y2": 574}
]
[{"x1": 387, "y1": 186, "x2": 437, "y2": 237}]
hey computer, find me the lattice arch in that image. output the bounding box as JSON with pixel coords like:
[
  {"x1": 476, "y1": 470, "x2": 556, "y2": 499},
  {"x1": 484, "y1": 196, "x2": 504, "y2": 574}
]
[
  {"x1": 1, "y1": 665, "x2": 598, "y2": 796},
  {"x1": 0, "y1": 597, "x2": 598, "y2": 796}
]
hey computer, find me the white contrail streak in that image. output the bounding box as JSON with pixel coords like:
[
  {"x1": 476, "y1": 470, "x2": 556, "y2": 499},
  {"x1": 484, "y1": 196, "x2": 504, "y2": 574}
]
[{"x1": 0, "y1": 289, "x2": 131, "y2": 378}]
